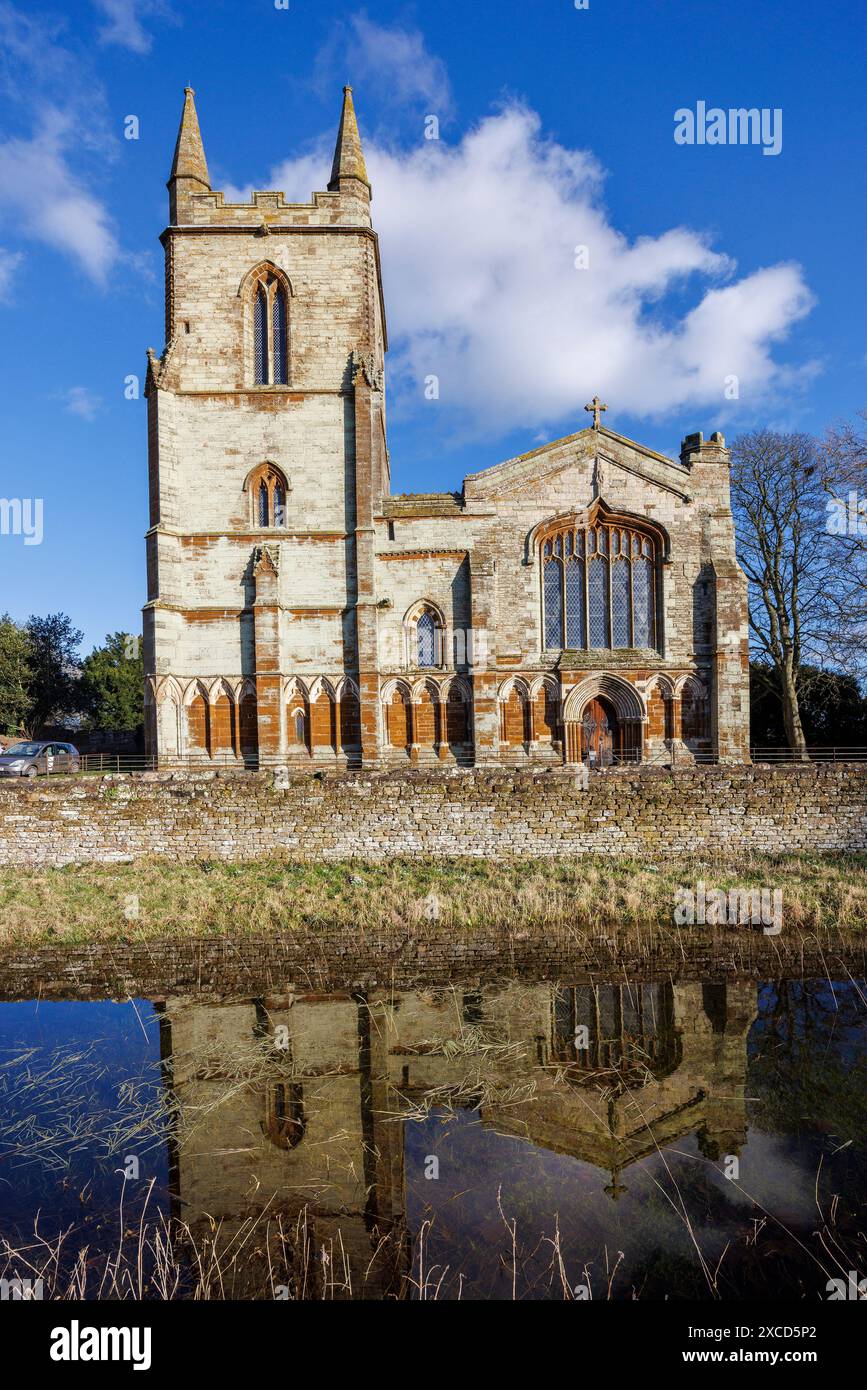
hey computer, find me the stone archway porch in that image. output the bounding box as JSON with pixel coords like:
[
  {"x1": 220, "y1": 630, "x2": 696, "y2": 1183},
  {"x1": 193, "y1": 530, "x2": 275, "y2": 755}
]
[{"x1": 489, "y1": 666, "x2": 713, "y2": 768}]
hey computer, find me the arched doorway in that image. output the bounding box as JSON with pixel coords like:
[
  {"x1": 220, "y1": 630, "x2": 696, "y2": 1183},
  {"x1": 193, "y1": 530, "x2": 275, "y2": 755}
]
[
  {"x1": 562, "y1": 675, "x2": 644, "y2": 765},
  {"x1": 581, "y1": 696, "x2": 618, "y2": 766}
]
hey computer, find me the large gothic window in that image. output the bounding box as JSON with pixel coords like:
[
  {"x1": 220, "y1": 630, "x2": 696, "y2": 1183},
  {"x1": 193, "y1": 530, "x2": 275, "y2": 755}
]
[
  {"x1": 542, "y1": 519, "x2": 659, "y2": 652},
  {"x1": 250, "y1": 268, "x2": 289, "y2": 386}
]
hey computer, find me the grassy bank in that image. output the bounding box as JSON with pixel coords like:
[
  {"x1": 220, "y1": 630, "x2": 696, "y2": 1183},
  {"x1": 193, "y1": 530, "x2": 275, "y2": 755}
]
[{"x1": 0, "y1": 851, "x2": 865, "y2": 951}]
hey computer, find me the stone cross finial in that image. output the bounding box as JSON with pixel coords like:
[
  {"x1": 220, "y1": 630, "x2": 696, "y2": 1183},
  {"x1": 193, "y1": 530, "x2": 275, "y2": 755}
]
[{"x1": 584, "y1": 395, "x2": 607, "y2": 430}]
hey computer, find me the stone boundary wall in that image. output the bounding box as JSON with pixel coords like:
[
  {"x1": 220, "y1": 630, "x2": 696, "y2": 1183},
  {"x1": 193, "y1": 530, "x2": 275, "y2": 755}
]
[{"x1": 0, "y1": 765, "x2": 865, "y2": 868}]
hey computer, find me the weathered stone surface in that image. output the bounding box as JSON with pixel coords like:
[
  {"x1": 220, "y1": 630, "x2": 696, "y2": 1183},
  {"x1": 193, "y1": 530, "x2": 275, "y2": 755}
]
[{"x1": 1, "y1": 765, "x2": 864, "y2": 868}]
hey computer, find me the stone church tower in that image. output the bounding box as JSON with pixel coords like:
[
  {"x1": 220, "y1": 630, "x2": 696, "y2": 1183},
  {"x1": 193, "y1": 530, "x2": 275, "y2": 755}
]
[
  {"x1": 144, "y1": 86, "x2": 385, "y2": 768},
  {"x1": 144, "y1": 89, "x2": 750, "y2": 768}
]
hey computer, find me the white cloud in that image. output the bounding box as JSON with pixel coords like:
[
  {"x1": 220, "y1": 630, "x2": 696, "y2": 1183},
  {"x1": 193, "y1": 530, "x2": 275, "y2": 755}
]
[
  {"x1": 0, "y1": 6, "x2": 121, "y2": 282},
  {"x1": 0, "y1": 3, "x2": 178, "y2": 281},
  {"x1": 0, "y1": 113, "x2": 119, "y2": 282},
  {"x1": 92, "y1": 0, "x2": 174, "y2": 55},
  {"x1": 261, "y1": 102, "x2": 814, "y2": 438},
  {"x1": 345, "y1": 16, "x2": 452, "y2": 115},
  {"x1": 311, "y1": 15, "x2": 452, "y2": 121},
  {"x1": 61, "y1": 386, "x2": 102, "y2": 421},
  {"x1": 0, "y1": 246, "x2": 23, "y2": 300},
  {"x1": 223, "y1": 148, "x2": 330, "y2": 208}
]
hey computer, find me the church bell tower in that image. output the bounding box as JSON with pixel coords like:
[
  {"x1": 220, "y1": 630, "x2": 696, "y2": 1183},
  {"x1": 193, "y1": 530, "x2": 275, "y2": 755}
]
[{"x1": 143, "y1": 86, "x2": 388, "y2": 768}]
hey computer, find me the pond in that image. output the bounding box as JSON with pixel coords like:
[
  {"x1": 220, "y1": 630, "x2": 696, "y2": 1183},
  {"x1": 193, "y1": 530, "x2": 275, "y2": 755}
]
[{"x1": 0, "y1": 975, "x2": 865, "y2": 1300}]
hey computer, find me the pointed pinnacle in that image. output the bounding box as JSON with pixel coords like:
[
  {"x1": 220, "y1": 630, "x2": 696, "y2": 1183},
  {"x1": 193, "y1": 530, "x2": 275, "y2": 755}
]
[
  {"x1": 328, "y1": 85, "x2": 370, "y2": 192},
  {"x1": 169, "y1": 87, "x2": 210, "y2": 190}
]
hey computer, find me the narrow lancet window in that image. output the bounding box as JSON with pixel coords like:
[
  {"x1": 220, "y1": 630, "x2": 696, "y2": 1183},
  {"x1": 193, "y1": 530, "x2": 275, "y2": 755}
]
[
  {"x1": 272, "y1": 288, "x2": 288, "y2": 385},
  {"x1": 417, "y1": 610, "x2": 437, "y2": 668},
  {"x1": 254, "y1": 285, "x2": 268, "y2": 385},
  {"x1": 249, "y1": 463, "x2": 290, "y2": 529}
]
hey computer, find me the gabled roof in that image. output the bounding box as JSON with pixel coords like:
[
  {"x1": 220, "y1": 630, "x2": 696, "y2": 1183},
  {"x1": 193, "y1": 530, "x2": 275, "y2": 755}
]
[
  {"x1": 378, "y1": 425, "x2": 694, "y2": 517},
  {"x1": 463, "y1": 425, "x2": 691, "y2": 502}
]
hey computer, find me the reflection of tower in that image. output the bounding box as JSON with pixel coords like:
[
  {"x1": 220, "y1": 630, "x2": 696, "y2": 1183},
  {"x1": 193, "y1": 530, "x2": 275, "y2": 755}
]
[{"x1": 161, "y1": 992, "x2": 407, "y2": 1298}]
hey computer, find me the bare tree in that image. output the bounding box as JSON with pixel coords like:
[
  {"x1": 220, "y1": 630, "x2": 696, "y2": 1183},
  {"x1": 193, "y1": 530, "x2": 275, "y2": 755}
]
[
  {"x1": 819, "y1": 412, "x2": 867, "y2": 665},
  {"x1": 730, "y1": 430, "x2": 838, "y2": 758}
]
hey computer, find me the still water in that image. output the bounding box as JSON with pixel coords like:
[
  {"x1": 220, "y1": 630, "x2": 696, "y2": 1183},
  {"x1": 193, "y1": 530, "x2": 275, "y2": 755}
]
[{"x1": 0, "y1": 976, "x2": 864, "y2": 1299}]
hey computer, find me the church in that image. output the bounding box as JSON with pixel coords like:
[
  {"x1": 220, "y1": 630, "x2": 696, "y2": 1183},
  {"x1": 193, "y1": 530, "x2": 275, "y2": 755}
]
[{"x1": 143, "y1": 87, "x2": 750, "y2": 770}]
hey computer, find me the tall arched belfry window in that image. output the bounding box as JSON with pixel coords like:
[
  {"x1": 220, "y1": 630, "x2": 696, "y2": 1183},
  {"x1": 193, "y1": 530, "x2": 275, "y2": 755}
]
[
  {"x1": 250, "y1": 269, "x2": 289, "y2": 386},
  {"x1": 542, "y1": 518, "x2": 659, "y2": 651}
]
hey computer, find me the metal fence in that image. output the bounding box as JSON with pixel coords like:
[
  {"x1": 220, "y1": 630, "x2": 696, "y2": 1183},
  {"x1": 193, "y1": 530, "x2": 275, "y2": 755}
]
[
  {"x1": 78, "y1": 753, "x2": 254, "y2": 774},
  {"x1": 21, "y1": 746, "x2": 867, "y2": 776},
  {"x1": 749, "y1": 746, "x2": 867, "y2": 762},
  {"x1": 79, "y1": 753, "x2": 156, "y2": 774}
]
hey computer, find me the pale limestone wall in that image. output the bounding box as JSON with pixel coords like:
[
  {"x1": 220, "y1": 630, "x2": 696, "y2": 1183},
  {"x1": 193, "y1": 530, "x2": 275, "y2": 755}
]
[
  {"x1": 167, "y1": 229, "x2": 377, "y2": 392},
  {"x1": 145, "y1": 173, "x2": 384, "y2": 721},
  {"x1": 2, "y1": 765, "x2": 864, "y2": 867}
]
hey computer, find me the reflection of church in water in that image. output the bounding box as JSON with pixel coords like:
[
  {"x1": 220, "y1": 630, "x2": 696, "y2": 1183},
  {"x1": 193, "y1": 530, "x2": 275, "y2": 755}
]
[{"x1": 159, "y1": 979, "x2": 754, "y2": 1295}]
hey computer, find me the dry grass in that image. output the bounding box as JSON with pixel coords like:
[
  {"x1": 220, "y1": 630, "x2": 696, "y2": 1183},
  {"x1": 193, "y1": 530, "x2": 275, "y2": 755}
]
[
  {"x1": 2, "y1": 1170, "x2": 862, "y2": 1301},
  {"x1": 0, "y1": 851, "x2": 865, "y2": 953}
]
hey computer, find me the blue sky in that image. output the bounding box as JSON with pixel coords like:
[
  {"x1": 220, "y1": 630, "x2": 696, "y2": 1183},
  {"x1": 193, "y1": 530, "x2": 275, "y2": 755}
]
[{"x1": 0, "y1": 0, "x2": 864, "y2": 650}]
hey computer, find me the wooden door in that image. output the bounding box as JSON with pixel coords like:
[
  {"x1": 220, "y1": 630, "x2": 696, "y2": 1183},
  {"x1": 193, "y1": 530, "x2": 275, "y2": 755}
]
[
  {"x1": 581, "y1": 698, "x2": 617, "y2": 766},
  {"x1": 239, "y1": 693, "x2": 258, "y2": 760}
]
